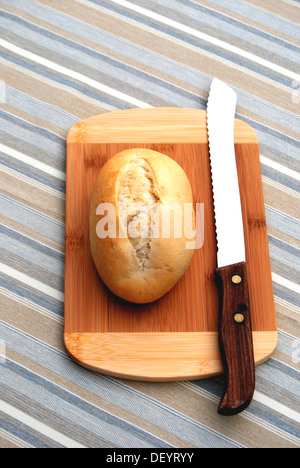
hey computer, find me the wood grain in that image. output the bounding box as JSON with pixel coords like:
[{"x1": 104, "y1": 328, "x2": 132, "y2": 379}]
[
  {"x1": 64, "y1": 331, "x2": 277, "y2": 381},
  {"x1": 67, "y1": 107, "x2": 259, "y2": 144},
  {"x1": 64, "y1": 107, "x2": 277, "y2": 381}
]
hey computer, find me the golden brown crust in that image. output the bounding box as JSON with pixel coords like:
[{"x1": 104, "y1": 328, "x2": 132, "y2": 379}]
[{"x1": 90, "y1": 148, "x2": 195, "y2": 303}]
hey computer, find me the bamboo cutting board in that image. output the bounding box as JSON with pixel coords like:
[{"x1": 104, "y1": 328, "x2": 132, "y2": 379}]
[{"x1": 64, "y1": 108, "x2": 277, "y2": 381}]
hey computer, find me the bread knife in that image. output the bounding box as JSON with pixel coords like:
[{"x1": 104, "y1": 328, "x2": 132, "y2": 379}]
[{"x1": 206, "y1": 78, "x2": 255, "y2": 415}]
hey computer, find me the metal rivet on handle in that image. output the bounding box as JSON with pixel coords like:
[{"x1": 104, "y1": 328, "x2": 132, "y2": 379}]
[
  {"x1": 232, "y1": 274, "x2": 242, "y2": 284},
  {"x1": 234, "y1": 313, "x2": 245, "y2": 323}
]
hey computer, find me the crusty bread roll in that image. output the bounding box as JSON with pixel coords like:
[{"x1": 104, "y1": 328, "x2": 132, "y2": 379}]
[{"x1": 90, "y1": 148, "x2": 195, "y2": 303}]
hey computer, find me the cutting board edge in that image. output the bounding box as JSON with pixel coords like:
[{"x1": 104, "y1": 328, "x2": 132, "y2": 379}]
[
  {"x1": 64, "y1": 330, "x2": 277, "y2": 382},
  {"x1": 66, "y1": 107, "x2": 258, "y2": 144}
]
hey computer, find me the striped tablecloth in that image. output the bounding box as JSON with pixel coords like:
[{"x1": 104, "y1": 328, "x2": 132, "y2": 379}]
[{"x1": 1, "y1": 0, "x2": 299, "y2": 449}]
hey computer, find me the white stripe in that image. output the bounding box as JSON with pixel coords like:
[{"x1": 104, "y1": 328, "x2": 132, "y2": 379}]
[
  {"x1": 0, "y1": 221, "x2": 63, "y2": 256},
  {"x1": 0, "y1": 286, "x2": 63, "y2": 323},
  {"x1": 279, "y1": 0, "x2": 300, "y2": 7},
  {"x1": 0, "y1": 39, "x2": 151, "y2": 109},
  {"x1": 0, "y1": 263, "x2": 64, "y2": 302},
  {"x1": 260, "y1": 155, "x2": 300, "y2": 181},
  {"x1": 0, "y1": 143, "x2": 66, "y2": 181},
  {"x1": 272, "y1": 272, "x2": 300, "y2": 294},
  {"x1": 262, "y1": 175, "x2": 300, "y2": 199},
  {"x1": 0, "y1": 79, "x2": 6, "y2": 103},
  {"x1": 267, "y1": 204, "x2": 300, "y2": 224},
  {"x1": 254, "y1": 390, "x2": 300, "y2": 424},
  {"x1": 274, "y1": 296, "x2": 300, "y2": 315},
  {"x1": 183, "y1": 381, "x2": 300, "y2": 424},
  {"x1": 110, "y1": 0, "x2": 300, "y2": 82},
  {"x1": 0, "y1": 427, "x2": 33, "y2": 448},
  {"x1": 181, "y1": 382, "x2": 300, "y2": 445},
  {"x1": 76, "y1": 0, "x2": 293, "y2": 97},
  {"x1": 0, "y1": 401, "x2": 85, "y2": 448},
  {"x1": 0, "y1": 56, "x2": 117, "y2": 112},
  {"x1": 0, "y1": 163, "x2": 65, "y2": 198}
]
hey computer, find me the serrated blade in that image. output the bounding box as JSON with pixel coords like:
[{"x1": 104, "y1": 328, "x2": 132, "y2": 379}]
[{"x1": 207, "y1": 78, "x2": 245, "y2": 268}]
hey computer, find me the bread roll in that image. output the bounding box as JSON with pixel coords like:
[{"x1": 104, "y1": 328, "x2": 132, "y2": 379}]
[{"x1": 90, "y1": 148, "x2": 195, "y2": 303}]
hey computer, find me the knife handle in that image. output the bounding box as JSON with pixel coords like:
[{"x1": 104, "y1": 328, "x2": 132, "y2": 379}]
[{"x1": 215, "y1": 261, "x2": 255, "y2": 416}]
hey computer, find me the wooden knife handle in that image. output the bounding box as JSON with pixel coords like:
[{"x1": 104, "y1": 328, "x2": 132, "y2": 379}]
[{"x1": 215, "y1": 261, "x2": 255, "y2": 416}]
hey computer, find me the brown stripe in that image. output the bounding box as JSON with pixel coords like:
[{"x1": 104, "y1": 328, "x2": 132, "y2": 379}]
[
  {"x1": 8, "y1": 0, "x2": 298, "y2": 118},
  {"x1": 0, "y1": 213, "x2": 65, "y2": 252},
  {"x1": 262, "y1": 179, "x2": 300, "y2": 220},
  {"x1": 0, "y1": 169, "x2": 65, "y2": 223},
  {"x1": 1, "y1": 0, "x2": 298, "y2": 138},
  {"x1": 0, "y1": 60, "x2": 113, "y2": 124},
  {"x1": 0, "y1": 433, "x2": 29, "y2": 448},
  {"x1": 267, "y1": 225, "x2": 300, "y2": 250},
  {"x1": 0, "y1": 291, "x2": 195, "y2": 448},
  {"x1": 192, "y1": 0, "x2": 299, "y2": 45},
  {"x1": 125, "y1": 380, "x2": 300, "y2": 448},
  {"x1": 238, "y1": 107, "x2": 299, "y2": 142},
  {"x1": 243, "y1": 0, "x2": 300, "y2": 23},
  {"x1": 2, "y1": 103, "x2": 66, "y2": 138}
]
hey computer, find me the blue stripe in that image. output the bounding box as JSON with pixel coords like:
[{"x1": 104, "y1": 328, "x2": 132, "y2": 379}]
[
  {"x1": 1, "y1": 109, "x2": 65, "y2": 146},
  {"x1": 0, "y1": 273, "x2": 64, "y2": 313},
  {"x1": 3, "y1": 24, "x2": 300, "y2": 139},
  {"x1": 191, "y1": 355, "x2": 300, "y2": 438},
  {"x1": 1, "y1": 324, "x2": 241, "y2": 448},
  {"x1": 0, "y1": 49, "x2": 138, "y2": 110},
  {"x1": 0, "y1": 412, "x2": 61, "y2": 448},
  {"x1": 0, "y1": 194, "x2": 65, "y2": 244},
  {"x1": 261, "y1": 166, "x2": 299, "y2": 192},
  {"x1": 1, "y1": 360, "x2": 170, "y2": 448},
  {"x1": 0, "y1": 224, "x2": 64, "y2": 261},
  {"x1": 0, "y1": 151, "x2": 66, "y2": 193},
  {"x1": 91, "y1": 0, "x2": 298, "y2": 85},
  {"x1": 2, "y1": 6, "x2": 299, "y2": 78},
  {"x1": 266, "y1": 206, "x2": 300, "y2": 241},
  {"x1": 2, "y1": 62, "x2": 299, "y2": 178},
  {"x1": 0, "y1": 247, "x2": 64, "y2": 292},
  {"x1": 1, "y1": 116, "x2": 66, "y2": 172},
  {"x1": 2, "y1": 15, "x2": 300, "y2": 147},
  {"x1": 2, "y1": 0, "x2": 296, "y2": 91},
  {"x1": 269, "y1": 235, "x2": 300, "y2": 261},
  {"x1": 2, "y1": 4, "x2": 300, "y2": 139},
  {"x1": 268, "y1": 236, "x2": 300, "y2": 285},
  {"x1": 273, "y1": 283, "x2": 300, "y2": 308},
  {"x1": 5, "y1": 86, "x2": 79, "y2": 130},
  {"x1": 0, "y1": 17, "x2": 208, "y2": 109},
  {"x1": 136, "y1": 0, "x2": 300, "y2": 57},
  {"x1": 196, "y1": 0, "x2": 300, "y2": 38},
  {"x1": 0, "y1": 226, "x2": 64, "y2": 291},
  {"x1": 240, "y1": 115, "x2": 300, "y2": 155}
]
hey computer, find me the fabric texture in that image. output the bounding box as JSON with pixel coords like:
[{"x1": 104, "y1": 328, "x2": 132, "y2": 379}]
[{"x1": 0, "y1": 0, "x2": 299, "y2": 448}]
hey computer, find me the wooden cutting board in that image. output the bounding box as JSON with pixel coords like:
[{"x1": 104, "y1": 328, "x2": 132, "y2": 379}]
[{"x1": 64, "y1": 107, "x2": 277, "y2": 381}]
